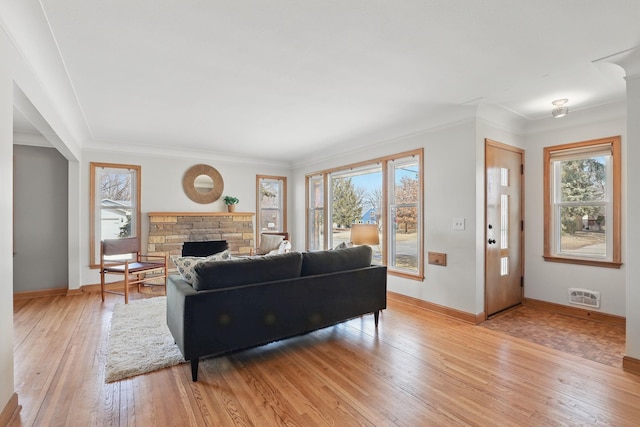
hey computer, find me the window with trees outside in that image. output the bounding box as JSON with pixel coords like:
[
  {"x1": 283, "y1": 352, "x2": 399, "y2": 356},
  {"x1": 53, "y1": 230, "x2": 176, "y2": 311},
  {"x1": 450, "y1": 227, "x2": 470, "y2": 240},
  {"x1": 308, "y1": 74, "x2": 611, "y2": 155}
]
[
  {"x1": 306, "y1": 149, "x2": 423, "y2": 279},
  {"x1": 307, "y1": 174, "x2": 325, "y2": 252},
  {"x1": 90, "y1": 162, "x2": 141, "y2": 267},
  {"x1": 543, "y1": 136, "x2": 621, "y2": 268},
  {"x1": 256, "y1": 175, "x2": 287, "y2": 234}
]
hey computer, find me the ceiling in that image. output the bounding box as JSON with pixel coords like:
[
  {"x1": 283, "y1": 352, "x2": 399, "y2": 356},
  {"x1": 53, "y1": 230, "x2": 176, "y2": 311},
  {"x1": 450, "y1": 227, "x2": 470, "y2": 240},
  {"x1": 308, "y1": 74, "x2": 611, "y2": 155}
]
[{"x1": 6, "y1": 1, "x2": 640, "y2": 164}]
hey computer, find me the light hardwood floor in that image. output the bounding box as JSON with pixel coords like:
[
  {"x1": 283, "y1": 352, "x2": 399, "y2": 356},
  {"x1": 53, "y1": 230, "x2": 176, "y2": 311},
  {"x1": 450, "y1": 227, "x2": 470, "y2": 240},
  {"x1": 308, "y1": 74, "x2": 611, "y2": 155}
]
[{"x1": 10, "y1": 290, "x2": 640, "y2": 426}]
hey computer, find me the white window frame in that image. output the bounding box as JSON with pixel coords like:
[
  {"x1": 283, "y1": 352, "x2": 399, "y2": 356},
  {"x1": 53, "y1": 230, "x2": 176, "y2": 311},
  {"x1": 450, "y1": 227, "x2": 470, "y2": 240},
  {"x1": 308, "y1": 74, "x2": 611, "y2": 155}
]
[{"x1": 543, "y1": 136, "x2": 621, "y2": 268}]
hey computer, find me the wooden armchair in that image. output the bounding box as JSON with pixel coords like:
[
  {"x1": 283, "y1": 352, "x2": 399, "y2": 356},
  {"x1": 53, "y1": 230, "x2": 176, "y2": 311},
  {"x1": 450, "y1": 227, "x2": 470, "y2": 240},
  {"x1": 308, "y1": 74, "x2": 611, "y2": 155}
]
[{"x1": 100, "y1": 237, "x2": 167, "y2": 304}]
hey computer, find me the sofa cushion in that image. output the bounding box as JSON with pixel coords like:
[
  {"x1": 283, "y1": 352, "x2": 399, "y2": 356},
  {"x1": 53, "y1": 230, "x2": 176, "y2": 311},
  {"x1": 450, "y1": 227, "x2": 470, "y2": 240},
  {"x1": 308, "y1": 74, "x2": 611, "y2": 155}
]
[
  {"x1": 171, "y1": 249, "x2": 230, "y2": 285},
  {"x1": 301, "y1": 245, "x2": 372, "y2": 276},
  {"x1": 194, "y1": 251, "x2": 303, "y2": 291}
]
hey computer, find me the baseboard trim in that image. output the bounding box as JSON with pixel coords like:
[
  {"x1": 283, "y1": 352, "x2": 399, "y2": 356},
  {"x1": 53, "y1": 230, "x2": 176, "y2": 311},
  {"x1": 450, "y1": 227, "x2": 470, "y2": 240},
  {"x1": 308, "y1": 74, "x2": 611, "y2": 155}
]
[
  {"x1": 12, "y1": 283, "x2": 136, "y2": 300},
  {"x1": 523, "y1": 298, "x2": 625, "y2": 327},
  {"x1": 81, "y1": 281, "x2": 136, "y2": 293},
  {"x1": 623, "y1": 356, "x2": 640, "y2": 375},
  {"x1": 13, "y1": 287, "x2": 68, "y2": 301},
  {"x1": 388, "y1": 291, "x2": 483, "y2": 324},
  {"x1": 0, "y1": 393, "x2": 21, "y2": 426}
]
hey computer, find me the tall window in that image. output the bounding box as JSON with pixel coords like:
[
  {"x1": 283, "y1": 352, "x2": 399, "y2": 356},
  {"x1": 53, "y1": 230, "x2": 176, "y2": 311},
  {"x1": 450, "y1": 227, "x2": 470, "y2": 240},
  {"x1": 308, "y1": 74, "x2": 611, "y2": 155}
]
[
  {"x1": 307, "y1": 174, "x2": 325, "y2": 251},
  {"x1": 330, "y1": 165, "x2": 383, "y2": 264},
  {"x1": 389, "y1": 157, "x2": 420, "y2": 272},
  {"x1": 256, "y1": 175, "x2": 287, "y2": 233},
  {"x1": 543, "y1": 136, "x2": 621, "y2": 268},
  {"x1": 306, "y1": 149, "x2": 423, "y2": 280},
  {"x1": 90, "y1": 163, "x2": 141, "y2": 267}
]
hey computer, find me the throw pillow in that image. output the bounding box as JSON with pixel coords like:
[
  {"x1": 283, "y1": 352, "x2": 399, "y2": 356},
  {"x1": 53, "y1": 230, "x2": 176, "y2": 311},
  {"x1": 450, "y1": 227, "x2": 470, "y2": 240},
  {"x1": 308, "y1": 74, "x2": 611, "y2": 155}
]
[
  {"x1": 333, "y1": 241, "x2": 351, "y2": 250},
  {"x1": 258, "y1": 234, "x2": 285, "y2": 254},
  {"x1": 276, "y1": 240, "x2": 292, "y2": 254},
  {"x1": 171, "y1": 249, "x2": 230, "y2": 285}
]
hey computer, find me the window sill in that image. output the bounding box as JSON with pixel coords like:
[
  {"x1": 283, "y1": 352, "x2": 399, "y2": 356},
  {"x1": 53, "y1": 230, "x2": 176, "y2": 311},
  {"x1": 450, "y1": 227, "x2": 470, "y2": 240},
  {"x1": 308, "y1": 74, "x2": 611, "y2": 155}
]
[
  {"x1": 388, "y1": 269, "x2": 424, "y2": 281},
  {"x1": 542, "y1": 255, "x2": 622, "y2": 269}
]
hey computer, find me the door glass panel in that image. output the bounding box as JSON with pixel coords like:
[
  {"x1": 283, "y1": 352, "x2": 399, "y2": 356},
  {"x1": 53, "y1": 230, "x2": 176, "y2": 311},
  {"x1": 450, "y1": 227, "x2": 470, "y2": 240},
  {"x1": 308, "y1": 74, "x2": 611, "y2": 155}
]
[
  {"x1": 501, "y1": 167, "x2": 509, "y2": 187},
  {"x1": 501, "y1": 194, "x2": 508, "y2": 249},
  {"x1": 501, "y1": 257, "x2": 509, "y2": 276}
]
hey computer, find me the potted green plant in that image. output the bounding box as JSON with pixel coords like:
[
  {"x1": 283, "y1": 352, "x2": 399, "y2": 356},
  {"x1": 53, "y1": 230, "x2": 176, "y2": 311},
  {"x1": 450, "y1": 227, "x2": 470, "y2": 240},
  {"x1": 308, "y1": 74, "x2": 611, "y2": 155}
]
[{"x1": 223, "y1": 195, "x2": 239, "y2": 212}]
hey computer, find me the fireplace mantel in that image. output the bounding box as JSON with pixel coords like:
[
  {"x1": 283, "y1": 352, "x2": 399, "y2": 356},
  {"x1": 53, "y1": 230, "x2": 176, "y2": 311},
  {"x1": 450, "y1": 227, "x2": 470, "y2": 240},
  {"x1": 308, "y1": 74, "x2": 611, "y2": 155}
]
[
  {"x1": 148, "y1": 212, "x2": 254, "y2": 217},
  {"x1": 147, "y1": 212, "x2": 255, "y2": 257}
]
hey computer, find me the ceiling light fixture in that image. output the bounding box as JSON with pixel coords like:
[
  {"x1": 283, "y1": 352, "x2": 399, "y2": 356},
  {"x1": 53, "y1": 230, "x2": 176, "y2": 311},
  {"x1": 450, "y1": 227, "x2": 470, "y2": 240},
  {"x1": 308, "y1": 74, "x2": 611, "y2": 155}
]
[{"x1": 551, "y1": 98, "x2": 569, "y2": 118}]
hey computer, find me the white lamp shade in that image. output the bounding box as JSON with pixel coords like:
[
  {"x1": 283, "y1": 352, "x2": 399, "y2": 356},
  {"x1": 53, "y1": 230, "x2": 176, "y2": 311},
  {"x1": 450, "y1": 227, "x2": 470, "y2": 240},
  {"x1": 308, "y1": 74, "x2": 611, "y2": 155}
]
[{"x1": 350, "y1": 223, "x2": 380, "y2": 245}]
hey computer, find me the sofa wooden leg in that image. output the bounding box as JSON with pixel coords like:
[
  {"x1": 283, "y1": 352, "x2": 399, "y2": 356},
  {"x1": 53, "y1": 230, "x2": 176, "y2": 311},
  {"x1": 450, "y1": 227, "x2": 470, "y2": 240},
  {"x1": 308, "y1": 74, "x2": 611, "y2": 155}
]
[
  {"x1": 191, "y1": 358, "x2": 199, "y2": 382},
  {"x1": 374, "y1": 310, "x2": 380, "y2": 327}
]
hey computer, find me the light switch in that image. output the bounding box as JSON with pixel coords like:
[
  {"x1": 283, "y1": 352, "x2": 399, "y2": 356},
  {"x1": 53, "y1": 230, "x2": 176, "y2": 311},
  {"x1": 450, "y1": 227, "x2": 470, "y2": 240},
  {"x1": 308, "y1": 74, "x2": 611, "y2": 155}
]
[{"x1": 453, "y1": 218, "x2": 465, "y2": 230}]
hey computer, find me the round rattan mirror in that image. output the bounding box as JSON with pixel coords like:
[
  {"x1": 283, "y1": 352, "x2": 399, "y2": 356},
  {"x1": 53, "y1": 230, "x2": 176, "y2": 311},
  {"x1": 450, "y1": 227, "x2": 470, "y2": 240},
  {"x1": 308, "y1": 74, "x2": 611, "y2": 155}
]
[{"x1": 182, "y1": 164, "x2": 224, "y2": 204}]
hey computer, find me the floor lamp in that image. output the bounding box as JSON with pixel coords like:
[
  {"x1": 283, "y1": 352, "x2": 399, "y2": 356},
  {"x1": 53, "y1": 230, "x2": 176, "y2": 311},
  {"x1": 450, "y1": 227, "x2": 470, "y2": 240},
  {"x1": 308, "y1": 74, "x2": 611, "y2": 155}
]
[{"x1": 350, "y1": 223, "x2": 380, "y2": 246}]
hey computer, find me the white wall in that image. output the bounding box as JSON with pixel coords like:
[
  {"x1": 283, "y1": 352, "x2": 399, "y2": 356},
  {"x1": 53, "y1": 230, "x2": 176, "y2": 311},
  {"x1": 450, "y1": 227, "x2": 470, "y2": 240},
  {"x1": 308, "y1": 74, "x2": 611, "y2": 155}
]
[
  {"x1": 80, "y1": 148, "x2": 292, "y2": 288},
  {"x1": 523, "y1": 105, "x2": 627, "y2": 316},
  {"x1": 0, "y1": 23, "x2": 15, "y2": 416},
  {"x1": 293, "y1": 119, "x2": 486, "y2": 315}
]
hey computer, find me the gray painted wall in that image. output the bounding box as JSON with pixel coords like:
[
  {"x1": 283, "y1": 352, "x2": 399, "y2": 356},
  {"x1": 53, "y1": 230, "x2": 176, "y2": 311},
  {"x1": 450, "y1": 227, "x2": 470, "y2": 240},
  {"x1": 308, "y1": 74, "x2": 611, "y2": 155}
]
[{"x1": 13, "y1": 145, "x2": 68, "y2": 292}]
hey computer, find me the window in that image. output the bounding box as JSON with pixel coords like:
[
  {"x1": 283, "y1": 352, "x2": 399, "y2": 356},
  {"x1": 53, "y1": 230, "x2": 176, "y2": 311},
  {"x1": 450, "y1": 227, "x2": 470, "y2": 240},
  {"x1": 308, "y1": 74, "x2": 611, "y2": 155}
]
[
  {"x1": 389, "y1": 157, "x2": 421, "y2": 272},
  {"x1": 543, "y1": 136, "x2": 621, "y2": 268},
  {"x1": 330, "y1": 165, "x2": 383, "y2": 263},
  {"x1": 306, "y1": 149, "x2": 423, "y2": 280},
  {"x1": 256, "y1": 175, "x2": 287, "y2": 233},
  {"x1": 307, "y1": 174, "x2": 325, "y2": 251},
  {"x1": 90, "y1": 163, "x2": 141, "y2": 267}
]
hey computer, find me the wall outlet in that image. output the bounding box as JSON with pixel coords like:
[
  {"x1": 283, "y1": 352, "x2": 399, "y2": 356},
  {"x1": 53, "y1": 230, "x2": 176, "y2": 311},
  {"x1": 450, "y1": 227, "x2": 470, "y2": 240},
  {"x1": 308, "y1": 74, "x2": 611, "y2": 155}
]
[{"x1": 453, "y1": 218, "x2": 465, "y2": 230}]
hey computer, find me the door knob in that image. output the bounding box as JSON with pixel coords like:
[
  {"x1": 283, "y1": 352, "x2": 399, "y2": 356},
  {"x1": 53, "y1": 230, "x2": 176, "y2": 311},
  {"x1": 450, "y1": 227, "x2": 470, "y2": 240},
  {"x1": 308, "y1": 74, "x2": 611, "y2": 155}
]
[{"x1": 488, "y1": 239, "x2": 496, "y2": 244}]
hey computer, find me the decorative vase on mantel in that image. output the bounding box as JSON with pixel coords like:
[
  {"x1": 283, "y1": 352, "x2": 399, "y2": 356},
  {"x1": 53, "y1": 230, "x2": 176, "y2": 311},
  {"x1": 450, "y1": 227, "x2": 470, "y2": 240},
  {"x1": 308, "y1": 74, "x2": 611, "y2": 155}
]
[{"x1": 227, "y1": 204, "x2": 236, "y2": 213}]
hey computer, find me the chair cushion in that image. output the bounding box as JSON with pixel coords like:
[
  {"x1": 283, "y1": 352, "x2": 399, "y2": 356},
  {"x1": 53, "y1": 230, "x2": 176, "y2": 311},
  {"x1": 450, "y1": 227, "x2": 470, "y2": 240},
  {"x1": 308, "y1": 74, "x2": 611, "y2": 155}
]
[
  {"x1": 194, "y1": 251, "x2": 303, "y2": 291},
  {"x1": 301, "y1": 245, "x2": 372, "y2": 276},
  {"x1": 103, "y1": 261, "x2": 165, "y2": 274},
  {"x1": 171, "y1": 249, "x2": 230, "y2": 285},
  {"x1": 258, "y1": 234, "x2": 285, "y2": 254}
]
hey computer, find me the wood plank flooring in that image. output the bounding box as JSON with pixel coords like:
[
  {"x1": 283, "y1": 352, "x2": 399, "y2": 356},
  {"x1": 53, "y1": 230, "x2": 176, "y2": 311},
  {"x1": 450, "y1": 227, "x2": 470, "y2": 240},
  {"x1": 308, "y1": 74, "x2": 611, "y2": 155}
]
[{"x1": 10, "y1": 290, "x2": 640, "y2": 426}]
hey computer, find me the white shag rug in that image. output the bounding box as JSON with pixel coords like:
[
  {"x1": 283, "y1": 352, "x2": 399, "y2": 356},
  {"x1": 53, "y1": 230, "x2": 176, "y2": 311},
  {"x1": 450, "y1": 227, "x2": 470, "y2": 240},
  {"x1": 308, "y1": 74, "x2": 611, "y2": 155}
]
[{"x1": 105, "y1": 297, "x2": 185, "y2": 383}]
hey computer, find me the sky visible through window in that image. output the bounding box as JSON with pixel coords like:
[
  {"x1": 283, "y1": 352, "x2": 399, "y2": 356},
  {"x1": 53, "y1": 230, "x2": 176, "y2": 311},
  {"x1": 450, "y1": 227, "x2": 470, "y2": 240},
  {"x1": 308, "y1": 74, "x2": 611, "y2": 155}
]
[{"x1": 348, "y1": 165, "x2": 418, "y2": 195}]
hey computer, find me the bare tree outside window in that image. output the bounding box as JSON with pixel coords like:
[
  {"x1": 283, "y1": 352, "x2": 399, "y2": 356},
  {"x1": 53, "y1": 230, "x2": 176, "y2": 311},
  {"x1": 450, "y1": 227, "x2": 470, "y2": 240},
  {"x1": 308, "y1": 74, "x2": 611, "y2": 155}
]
[
  {"x1": 90, "y1": 163, "x2": 140, "y2": 267},
  {"x1": 256, "y1": 175, "x2": 287, "y2": 234}
]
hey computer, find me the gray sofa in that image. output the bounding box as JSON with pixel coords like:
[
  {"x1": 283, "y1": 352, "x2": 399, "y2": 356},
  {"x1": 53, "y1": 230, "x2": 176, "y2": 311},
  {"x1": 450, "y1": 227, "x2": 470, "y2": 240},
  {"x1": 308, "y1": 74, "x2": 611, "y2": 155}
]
[{"x1": 166, "y1": 245, "x2": 387, "y2": 381}]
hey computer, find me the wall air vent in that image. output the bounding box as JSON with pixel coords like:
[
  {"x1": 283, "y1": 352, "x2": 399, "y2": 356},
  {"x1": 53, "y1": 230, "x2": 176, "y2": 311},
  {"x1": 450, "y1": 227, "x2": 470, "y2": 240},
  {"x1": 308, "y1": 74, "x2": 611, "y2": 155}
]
[{"x1": 568, "y1": 288, "x2": 600, "y2": 308}]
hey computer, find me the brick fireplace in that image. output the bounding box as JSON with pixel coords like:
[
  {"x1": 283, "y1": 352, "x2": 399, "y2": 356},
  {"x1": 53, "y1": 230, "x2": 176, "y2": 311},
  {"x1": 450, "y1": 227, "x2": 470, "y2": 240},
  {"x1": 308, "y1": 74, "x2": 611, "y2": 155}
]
[{"x1": 147, "y1": 212, "x2": 255, "y2": 258}]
